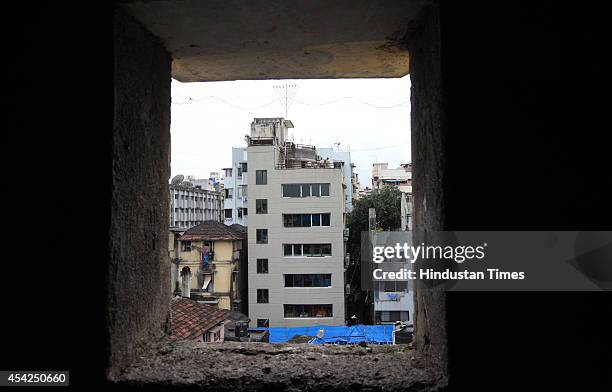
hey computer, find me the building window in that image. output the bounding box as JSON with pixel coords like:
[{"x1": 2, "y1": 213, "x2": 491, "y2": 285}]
[
  {"x1": 284, "y1": 274, "x2": 332, "y2": 287},
  {"x1": 256, "y1": 170, "x2": 267, "y2": 185},
  {"x1": 282, "y1": 183, "x2": 330, "y2": 197},
  {"x1": 256, "y1": 199, "x2": 268, "y2": 214},
  {"x1": 257, "y1": 319, "x2": 269, "y2": 328},
  {"x1": 224, "y1": 168, "x2": 232, "y2": 177},
  {"x1": 257, "y1": 289, "x2": 269, "y2": 303},
  {"x1": 237, "y1": 167, "x2": 242, "y2": 177},
  {"x1": 181, "y1": 241, "x2": 191, "y2": 252},
  {"x1": 224, "y1": 209, "x2": 233, "y2": 219},
  {"x1": 284, "y1": 304, "x2": 332, "y2": 318},
  {"x1": 321, "y1": 183, "x2": 330, "y2": 196},
  {"x1": 257, "y1": 258, "x2": 268, "y2": 274},
  {"x1": 224, "y1": 189, "x2": 233, "y2": 199},
  {"x1": 375, "y1": 311, "x2": 410, "y2": 323},
  {"x1": 283, "y1": 213, "x2": 330, "y2": 227},
  {"x1": 256, "y1": 229, "x2": 268, "y2": 244},
  {"x1": 283, "y1": 244, "x2": 332, "y2": 257},
  {"x1": 243, "y1": 208, "x2": 248, "y2": 216},
  {"x1": 241, "y1": 162, "x2": 248, "y2": 173}
]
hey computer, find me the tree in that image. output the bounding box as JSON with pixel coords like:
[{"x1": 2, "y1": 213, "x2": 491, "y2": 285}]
[{"x1": 345, "y1": 186, "x2": 402, "y2": 322}]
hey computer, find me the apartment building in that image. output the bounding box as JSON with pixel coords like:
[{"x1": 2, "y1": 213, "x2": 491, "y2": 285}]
[
  {"x1": 222, "y1": 147, "x2": 248, "y2": 226},
  {"x1": 174, "y1": 221, "x2": 247, "y2": 312},
  {"x1": 317, "y1": 148, "x2": 354, "y2": 212},
  {"x1": 246, "y1": 118, "x2": 347, "y2": 328},
  {"x1": 169, "y1": 175, "x2": 224, "y2": 228},
  {"x1": 372, "y1": 163, "x2": 413, "y2": 231},
  {"x1": 370, "y1": 163, "x2": 414, "y2": 324}
]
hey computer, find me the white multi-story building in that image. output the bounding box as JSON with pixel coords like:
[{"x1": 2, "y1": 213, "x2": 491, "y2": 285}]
[
  {"x1": 369, "y1": 163, "x2": 414, "y2": 324},
  {"x1": 169, "y1": 178, "x2": 224, "y2": 229},
  {"x1": 245, "y1": 118, "x2": 347, "y2": 328},
  {"x1": 317, "y1": 148, "x2": 354, "y2": 212},
  {"x1": 372, "y1": 163, "x2": 413, "y2": 230},
  {"x1": 222, "y1": 147, "x2": 248, "y2": 226}
]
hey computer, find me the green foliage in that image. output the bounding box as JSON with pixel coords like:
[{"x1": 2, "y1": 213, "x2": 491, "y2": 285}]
[{"x1": 346, "y1": 186, "x2": 402, "y2": 263}]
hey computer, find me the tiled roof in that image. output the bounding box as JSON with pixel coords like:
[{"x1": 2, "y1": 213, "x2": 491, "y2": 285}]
[
  {"x1": 170, "y1": 297, "x2": 231, "y2": 340},
  {"x1": 179, "y1": 220, "x2": 247, "y2": 241}
]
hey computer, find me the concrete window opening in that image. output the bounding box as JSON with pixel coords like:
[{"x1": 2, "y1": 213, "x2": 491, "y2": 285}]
[{"x1": 112, "y1": 1, "x2": 452, "y2": 390}]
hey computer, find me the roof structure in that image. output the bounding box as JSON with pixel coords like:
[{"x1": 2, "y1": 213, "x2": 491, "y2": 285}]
[
  {"x1": 170, "y1": 297, "x2": 231, "y2": 340},
  {"x1": 179, "y1": 221, "x2": 247, "y2": 241}
]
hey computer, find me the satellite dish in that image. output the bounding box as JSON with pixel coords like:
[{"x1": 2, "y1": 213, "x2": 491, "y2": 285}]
[
  {"x1": 171, "y1": 174, "x2": 184, "y2": 185},
  {"x1": 181, "y1": 181, "x2": 193, "y2": 188}
]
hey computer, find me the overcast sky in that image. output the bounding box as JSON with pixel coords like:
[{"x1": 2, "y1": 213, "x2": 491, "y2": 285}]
[{"x1": 170, "y1": 75, "x2": 411, "y2": 187}]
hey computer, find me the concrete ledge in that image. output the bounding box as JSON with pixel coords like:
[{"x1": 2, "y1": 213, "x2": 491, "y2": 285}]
[{"x1": 117, "y1": 340, "x2": 446, "y2": 391}]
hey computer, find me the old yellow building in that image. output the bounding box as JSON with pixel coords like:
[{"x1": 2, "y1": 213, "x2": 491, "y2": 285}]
[{"x1": 172, "y1": 221, "x2": 247, "y2": 312}]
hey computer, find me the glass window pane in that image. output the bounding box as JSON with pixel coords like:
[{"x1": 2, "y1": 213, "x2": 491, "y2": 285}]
[
  {"x1": 283, "y1": 214, "x2": 292, "y2": 227},
  {"x1": 322, "y1": 244, "x2": 332, "y2": 256},
  {"x1": 311, "y1": 213, "x2": 320, "y2": 226},
  {"x1": 302, "y1": 214, "x2": 311, "y2": 227},
  {"x1": 282, "y1": 184, "x2": 300, "y2": 197},
  {"x1": 322, "y1": 213, "x2": 330, "y2": 226},
  {"x1": 303, "y1": 244, "x2": 312, "y2": 256},
  {"x1": 294, "y1": 275, "x2": 304, "y2": 287},
  {"x1": 299, "y1": 274, "x2": 314, "y2": 287},
  {"x1": 293, "y1": 244, "x2": 302, "y2": 256},
  {"x1": 301, "y1": 184, "x2": 311, "y2": 197},
  {"x1": 320, "y1": 183, "x2": 330, "y2": 196},
  {"x1": 292, "y1": 214, "x2": 301, "y2": 227},
  {"x1": 284, "y1": 244, "x2": 292, "y2": 256},
  {"x1": 312, "y1": 183, "x2": 320, "y2": 197}
]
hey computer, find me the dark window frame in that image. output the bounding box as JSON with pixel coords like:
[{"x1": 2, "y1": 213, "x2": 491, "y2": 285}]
[
  {"x1": 257, "y1": 289, "x2": 269, "y2": 303},
  {"x1": 256, "y1": 199, "x2": 268, "y2": 214},
  {"x1": 256, "y1": 170, "x2": 267, "y2": 185},
  {"x1": 256, "y1": 229, "x2": 268, "y2": 244},
  {"x1": 257, "y1": 258, "x2": 268, "y2": 274}
]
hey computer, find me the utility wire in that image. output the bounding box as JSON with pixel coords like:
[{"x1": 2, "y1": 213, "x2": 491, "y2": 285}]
[
  {"x1": 294, "y1": 97, "x2": 409, "y2": 108},
  {"x1": 345, "y1": 142, "x2": 410, "y2": 152},
  {"x1": 172, "y1": 95, "x2": 409, "y2": 109},
  {"x1": 173, "y1": 96, "x2": 281, "y2": 110}
]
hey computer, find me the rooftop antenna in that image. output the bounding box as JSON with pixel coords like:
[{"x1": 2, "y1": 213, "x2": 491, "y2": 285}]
[{"x1": 273, "y1": 83, "x2": 299, "y2": 119}]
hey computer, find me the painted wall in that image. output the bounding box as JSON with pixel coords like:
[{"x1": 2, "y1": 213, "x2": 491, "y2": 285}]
[{"x1": 247, "y1": 145, "x2": 346, "y2": 327}]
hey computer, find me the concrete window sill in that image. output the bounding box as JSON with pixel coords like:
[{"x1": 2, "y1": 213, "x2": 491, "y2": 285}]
[{"x1": 116, "y1": 339, "x2": 446, "y2": 391}]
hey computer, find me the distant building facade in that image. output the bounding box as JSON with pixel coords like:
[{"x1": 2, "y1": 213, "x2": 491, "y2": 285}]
[
  {"x1": 222, "y1": 147, "x2": 248, "y2": 226},
  {"x1": 173, "y1": 221, "x2": 248, "y2": 313},
  {"x1": 169, "y1": 178, "x2": 224, "y2": 229},
  {"x1": 245, "y1": 118, "x2": 347, "y2": 328},
  {"x1": 371, "y1": 163, "x2": 413, "y2": 230},
  {"x1": 317, "y1": 148, "x2": 354, "y2": 212},
  {"x1": 369, "y1": 163, "x2": 414, "y2": 324}
]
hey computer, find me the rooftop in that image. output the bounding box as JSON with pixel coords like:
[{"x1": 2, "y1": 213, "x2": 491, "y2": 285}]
[
  {"x1": 180, "y1": 220, "x2": 247, "y2": 241},
  {"x1": 170, "y1": 297, "x2": 231, "y2": 340}
]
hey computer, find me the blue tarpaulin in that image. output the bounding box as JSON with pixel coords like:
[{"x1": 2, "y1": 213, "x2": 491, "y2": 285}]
[{"x1": 262, "y1": 324, "x2": 394, "y2": 345}]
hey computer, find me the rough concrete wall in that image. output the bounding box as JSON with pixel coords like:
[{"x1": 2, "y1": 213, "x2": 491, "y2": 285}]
[
  {"x1": 110, "y1": 6, "x2": 171, "y2": 380},
  {"x1": 405, "y1": 1, "x2": 448, "y2": 374}
]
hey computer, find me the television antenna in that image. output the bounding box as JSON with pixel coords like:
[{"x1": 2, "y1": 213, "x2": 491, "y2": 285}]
[{"x1": 273, "y1": 83, "x2": 299, "y2": 118}]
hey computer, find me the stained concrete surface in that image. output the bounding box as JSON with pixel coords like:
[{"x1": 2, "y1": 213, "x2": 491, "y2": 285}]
[
  {"x1": 112, "y1": 7, "x2": 172, "y2": 380},
  {"x1": 117, "y1": 340, "x2": 445, "y2": 391},
  {"x1": 121, "y1": 0, "x2": 432, "y2": 81}
]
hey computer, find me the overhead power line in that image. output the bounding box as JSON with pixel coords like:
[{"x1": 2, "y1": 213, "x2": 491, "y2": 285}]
[
  {"x1": 172, "y1": 96, "x2": 281, "y2": 110},
  {"x1": 347, "y1": 142, "x2": 410, "y2": 152},
  {"x1": 294, "y1": 97, "x2": 410, "y2": 108},
  {"x1": 172, "y1": 95, "x2": 409, "y2": 109}
]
